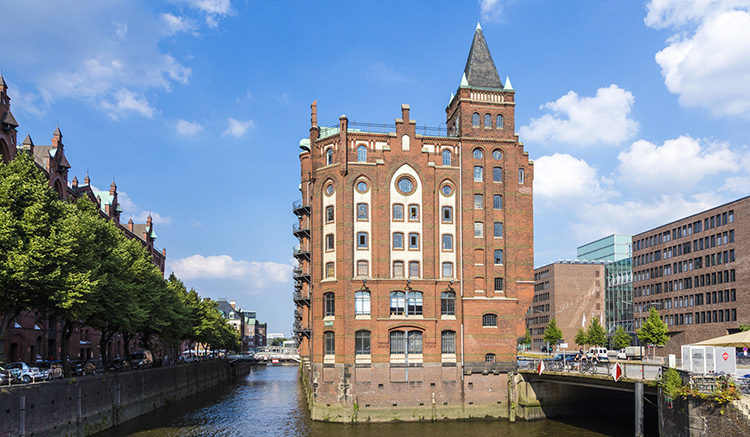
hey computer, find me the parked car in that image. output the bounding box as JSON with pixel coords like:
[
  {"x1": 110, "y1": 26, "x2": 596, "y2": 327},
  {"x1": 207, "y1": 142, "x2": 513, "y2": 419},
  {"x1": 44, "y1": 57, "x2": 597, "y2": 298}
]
[
  {"x1": 0, "y1": 364, "x2": 11, "y2": 385},
  {"x1": 37, "y1": 361, "x2": 63, "y2": 380},
  {"x1": 131, "y1": 350, "x2": 153, "y2": 368},
  {"x1": 587, "y1": 347, "x2": 609, "y2": 360},
  {"x1": 6, "y1": 362, "x2": 44, "y2": 383}
]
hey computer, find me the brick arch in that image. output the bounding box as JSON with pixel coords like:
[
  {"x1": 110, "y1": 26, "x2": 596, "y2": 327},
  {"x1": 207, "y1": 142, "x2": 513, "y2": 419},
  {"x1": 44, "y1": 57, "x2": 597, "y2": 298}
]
[{"x1": 53, "y1": 178, "x2": 65, "y2": 199}]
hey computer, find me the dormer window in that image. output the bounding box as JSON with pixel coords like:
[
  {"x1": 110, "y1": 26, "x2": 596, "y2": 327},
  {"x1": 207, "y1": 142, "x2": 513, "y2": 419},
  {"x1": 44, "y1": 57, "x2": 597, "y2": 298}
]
[{"x1": 326, "y1": 148, "x2": 333, "y2": 165}]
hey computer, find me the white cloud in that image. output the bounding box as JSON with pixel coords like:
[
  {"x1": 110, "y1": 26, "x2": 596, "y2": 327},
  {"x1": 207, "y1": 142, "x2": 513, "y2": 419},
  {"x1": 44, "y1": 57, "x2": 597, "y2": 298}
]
[
  {"x1": 222, "y1": 118, "x2": 254, "y2": 138},
  {"x1": 479, "y1": 0, "x2": 506, "y2": 22},
  {"x1": 616, "y1": 135, "x2": 739, "y2": 193},
  {"x1": 100, "y1": 89, "x2": 156, "y2": 119},
  {"x1": 366, "y1": 62, "x2": 412, "y2": 86},
  {"x1": 646, "y1": 1, "x2": 750, "y2": 117},
  {"x1": 0, "y1": 0, "x2": 227, "y2": 119},
  {"x1": 533, "y1": 153, "x2": 610, "y2": 203},
  {"x1": 519, "y1": 85, "x2": 638, "y2": 146},
  {"x1": 170, "y1": 254, "x2": 292, "y2": 289},
  {"x1": 175, "y1": 119, "x2": 204, "y2": 136}
]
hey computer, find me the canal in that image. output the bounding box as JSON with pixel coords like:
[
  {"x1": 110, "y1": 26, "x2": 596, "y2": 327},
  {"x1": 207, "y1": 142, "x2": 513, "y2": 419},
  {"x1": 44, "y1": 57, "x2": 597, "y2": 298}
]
[{"x1": 96, "y1": 365, "x2": 650, "y2": 436}]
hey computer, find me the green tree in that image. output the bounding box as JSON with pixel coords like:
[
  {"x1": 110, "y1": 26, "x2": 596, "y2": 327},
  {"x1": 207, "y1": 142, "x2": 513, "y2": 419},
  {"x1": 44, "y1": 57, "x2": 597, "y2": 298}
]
[
  {"x1": 574, "y1": 328, "x2": 588, "y2": 347},
  {"x1": 637, "y1": 307, "x2": 669, "y2": 352},
  {"x1": 543, "y1": 318, "x2": 563, "y2": 347},
  {"x1": 612, "y1": 326, "x2": 632, "y2": 349},
  {"x1": 586, "y1": 317, "x2": 607, "y2": 346},
  {"x1": 740, "y1": 324, "x2": 750, "y2": 332},
  {"x1": 0, "y1": 152, "x2": 68, "y2": 361}
]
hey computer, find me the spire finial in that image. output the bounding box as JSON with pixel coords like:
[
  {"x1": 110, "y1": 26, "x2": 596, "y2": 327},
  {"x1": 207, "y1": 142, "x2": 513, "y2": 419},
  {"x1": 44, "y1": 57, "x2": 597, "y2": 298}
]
[{"x1": 476, "y1": 22, "x2": 482, "y2": 31}]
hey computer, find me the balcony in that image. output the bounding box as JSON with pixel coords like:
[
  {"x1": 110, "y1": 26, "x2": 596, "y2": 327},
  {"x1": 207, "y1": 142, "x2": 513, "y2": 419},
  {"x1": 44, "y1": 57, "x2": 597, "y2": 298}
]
[
  {"x1": 293, "y1": 321, "x2": 311, "y2": 339},
  {"x1": 292, "y1": 244, "x2": 310, "y2": 261},
  {"x1": 293, "y1": 267, "x2": 310, "y2": 284},
  {"x1": 294, "y1": 308, "x2": 303, "y2": 320},
  {"x1": 292, "y1": 222, "x2": 310, "y2": 238},
  {"x1": 293, "y1": 291, "x2": 310, "y2": 307},
  {"x1": 293, "y1": 199, "x2": 310, "y2": 217}
]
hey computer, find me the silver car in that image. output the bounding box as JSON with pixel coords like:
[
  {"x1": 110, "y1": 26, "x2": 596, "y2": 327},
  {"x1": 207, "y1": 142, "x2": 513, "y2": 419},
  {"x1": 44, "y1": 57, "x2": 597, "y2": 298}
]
[{"x1": 6, "y1": 362, "x2": 44, "y2": 383}]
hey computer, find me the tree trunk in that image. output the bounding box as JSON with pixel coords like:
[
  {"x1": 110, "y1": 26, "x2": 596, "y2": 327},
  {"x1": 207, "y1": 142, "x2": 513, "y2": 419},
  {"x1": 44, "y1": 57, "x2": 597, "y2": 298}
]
[{"x1": 61, "y1": 321, "x2": 74, "y2": 377}]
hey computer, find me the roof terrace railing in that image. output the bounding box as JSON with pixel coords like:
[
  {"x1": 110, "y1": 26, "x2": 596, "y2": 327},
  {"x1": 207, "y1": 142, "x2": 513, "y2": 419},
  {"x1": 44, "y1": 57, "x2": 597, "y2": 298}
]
[{"x1": 318, "y1": 121, "x2": 451, "y2": 139}]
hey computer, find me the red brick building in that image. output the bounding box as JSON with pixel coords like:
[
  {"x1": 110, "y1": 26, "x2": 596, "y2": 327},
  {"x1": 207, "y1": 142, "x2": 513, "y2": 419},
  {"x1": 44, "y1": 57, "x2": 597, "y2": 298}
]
[
  {"x1": 528, "y1": 262, "x2": 606, "y2": 351},
  {"x1": 293, "y1": 25, "x2": 534, "y2": 421},
  {"x1": 632, "y1": 197, "x2": 748, "y2": 356},
  {"x1": 0, "y1": 74, "x2": 166, "y2": 363}
]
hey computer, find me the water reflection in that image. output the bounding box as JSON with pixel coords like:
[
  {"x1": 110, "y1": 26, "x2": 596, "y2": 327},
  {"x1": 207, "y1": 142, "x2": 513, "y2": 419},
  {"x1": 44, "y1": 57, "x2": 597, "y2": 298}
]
[{"x1": 97, "y1": 365, "x2": 635, "y2": 437}]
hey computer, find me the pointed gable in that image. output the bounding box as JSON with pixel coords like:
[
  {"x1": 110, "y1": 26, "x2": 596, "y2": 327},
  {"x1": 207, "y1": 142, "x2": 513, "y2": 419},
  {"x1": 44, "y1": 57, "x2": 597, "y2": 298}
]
[{"x1": 463, "y1": 24, "x2": 503, "y2": 90}]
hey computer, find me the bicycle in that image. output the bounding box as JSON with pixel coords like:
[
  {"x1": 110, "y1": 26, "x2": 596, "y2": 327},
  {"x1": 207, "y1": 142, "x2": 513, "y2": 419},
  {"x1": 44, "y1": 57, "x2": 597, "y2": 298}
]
[{"x1": 581, "y1": 361, "x2": 597, "y2": 374}]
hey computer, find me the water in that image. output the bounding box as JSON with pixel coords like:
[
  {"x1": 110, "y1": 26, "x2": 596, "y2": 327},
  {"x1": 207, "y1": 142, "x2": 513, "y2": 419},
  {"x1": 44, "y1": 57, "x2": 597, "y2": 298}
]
[{"x1": 96, "y1": 365, "x2": 644, "y2": 437}]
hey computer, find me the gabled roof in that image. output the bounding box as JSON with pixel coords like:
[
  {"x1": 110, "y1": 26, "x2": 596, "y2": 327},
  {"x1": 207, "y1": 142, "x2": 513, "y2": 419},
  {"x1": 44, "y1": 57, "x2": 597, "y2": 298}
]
[
  {"x1": 92, "y1": 190, "x2": 123, "y2": 213},
  {"x1": 463, "y1": 24, "x2": 503, "y2": 90},
  {"x1": 131, "y1": 223, "x2": 157, "y2": 240},
  {"x1": 1, "y1": 110, "x2": 18, "y2": 127}
]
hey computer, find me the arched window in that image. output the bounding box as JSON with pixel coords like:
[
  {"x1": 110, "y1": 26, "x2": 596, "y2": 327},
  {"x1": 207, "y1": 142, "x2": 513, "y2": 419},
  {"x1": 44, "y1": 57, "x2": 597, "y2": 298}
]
[
  {"x1": 390, "y1": 291, "x2": 405, "y2": 315},
  {"x1": 390, "y1": 330, "x2": 405, "y2": 354},
  {"x1": 472, "y1": 113, "x2": 480, "y2": 127},
  {"x1": 355, "y1": 330, "x2": 370, "y2": 355},
  {"x1": 441, "y1": 291, "x2": 455, "y2": 315},
  {"x1": 324, "y1": 292, "x2": 335, "y2": 317},
  {"x1": 326, "y1": 148, "x2": 333, "y2": 165},
  {"x1": 391, "y1": 330, "x2": 423, "y2": 354},
  {"x1": 442, "y1": 262, "x2": 454, "y2": 278},
  {"x1": 494, "y1": 249, "x2": 504, "y2": 265},
  {"x1": 483, "y1": 313, "x2": 497, "y2": 327},
  {"x1": 496, "y1": 114, "x2": 503, "y2": 129},
  {"x1": 326, "y1": 262, "x2": 334, "y2": 278},
  {"x1": 355, "y1": 291, "x2": 370, "y2": 315},
  {"x1": 357, "y1": 145, "x2": 367, "y2": 162},
  {"x1": 485, "y1": 353, "x2": 496, "y2": 362},
  {"x1": 441, "y1": 330, "x2": 456, "y2": 354},
  {"x1": 324, "y1": 331, "x2": 335, "y2": 355},
  {"x1": 442, "y1": 149, "x2": 451, "y2": 166},
  {"x1": 484, "y1": 113, "x2": 491, "y2": 128}
]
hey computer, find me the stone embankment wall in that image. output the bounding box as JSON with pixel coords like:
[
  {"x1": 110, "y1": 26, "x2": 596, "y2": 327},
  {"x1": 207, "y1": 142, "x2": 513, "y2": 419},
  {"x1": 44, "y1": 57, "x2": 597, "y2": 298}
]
[
  {"x1": 658, "y1": 390, "x2": 750, "y2": 436},
  {"x1": 0, "y1": 360, "x2": 254, "y2": 436}
]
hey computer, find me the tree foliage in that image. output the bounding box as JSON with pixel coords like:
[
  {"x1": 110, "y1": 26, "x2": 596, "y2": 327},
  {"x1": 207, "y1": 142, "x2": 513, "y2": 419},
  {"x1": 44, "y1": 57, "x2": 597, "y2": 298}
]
[
  {"x1": 543, "y1": 318, "x2": 563, "y2": 346},
  {"x1": 586, "y1": 317, "x2": 607, "y2": 346},
  {"x1": 612, "y1": 326, "x2": 632, "y2": 349},
  {"x1": 0, "y1": 154, "x2": 241, "y2": 363},
  {"x1": 574, "y1": 328, "x2": 588, "y2": 347},
  {"x1": 637, "y1": 307, "x2": 669, "y2": 347}
]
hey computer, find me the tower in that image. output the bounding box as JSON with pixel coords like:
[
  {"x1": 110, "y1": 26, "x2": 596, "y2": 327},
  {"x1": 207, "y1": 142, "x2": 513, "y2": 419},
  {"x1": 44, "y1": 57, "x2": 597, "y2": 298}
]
[
  {"x1": 294, "y1": 25, "x2": 534, "y2": 422},
  {"x1": 0, "y1": 74, "x2": 19, "y2": 163}
]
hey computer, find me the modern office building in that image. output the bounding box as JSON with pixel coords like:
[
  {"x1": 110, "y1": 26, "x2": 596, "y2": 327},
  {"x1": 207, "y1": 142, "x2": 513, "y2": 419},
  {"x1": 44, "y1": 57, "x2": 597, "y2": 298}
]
[
  {"x1": 577, "y1": 235, "x2": 634, "y2": 336},
  {"x1": 528, "y1": 261, "x2": 606, "y2": 350},
  {"x1": 632, "y1": 197, "x2": 747, "y2": 356},
  {"x1": 292, "y1": 25, "x2": 534, "y2": 421}
]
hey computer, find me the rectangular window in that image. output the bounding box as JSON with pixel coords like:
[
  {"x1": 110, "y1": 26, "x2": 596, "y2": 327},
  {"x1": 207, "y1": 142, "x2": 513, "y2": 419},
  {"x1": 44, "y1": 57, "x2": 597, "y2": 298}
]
[
  {"x1": 441, "y1": 331, "x2": 456, "y2": 354},
  {"x1": 356, "y1": 203, "x2": 368, "y2": 220},
  {"x1": 494, "y1": 249, "x2": 504, "y2": 265},
  {"x1": 474, "y1": 222, "x2": 484, "y2": 237},
  {"x1": 493, "y1": 194, "x2": 503, "y2": 210},
  {"x1": 393, "y1": 261, "x2": 404, "y2": 278},
  {"x1": 474, "y1": 194, "x2": 483, "y2": 209},
  {"x1": 355, "y1": 331, "x2": 370, "y2": 355},
  {"x1": 357, "y1": 232, "x2": 368, "y2": 249},
  {"x1": 442, "y1": 234, "x2": 453, "y2": 251},
  {"x1": 324, "y1": 331, "x2": 335, "y2": 355},
  {"x1": 408, "y1": 261, "x2": 420, "y2": 278},
  {"x1": 494, "y1": 222, "x2": 503, "y2": 238},
  {"x1": 519, "y1": 168, "x2": 525, "y2": 184},
  {"x1": 357, "y1": 260, "x2": 368, "y2": 277},
  {"x1": 326, "y1": 234, "x2": 334, "y2": 250},
  {"x1": 474, "y1": 166, "x2": 483, "y2": 182},
  {"x1": 325, "y1": 205, "x2": 334, "y2": 222},
  {"x1": 324, "y1": 293, "x2": 336, "y2": 316},
  {"x1": 326, "y1": 262, "x2": 334, "y2": 278},
  {"x1": 408, "y1": 204, "x2": 419, "y2": 221},
  {"x1": 493, "y1": 167, "x2": 502, "y2": 183},
  {"x1": 442, "y1": 206, "x2": 453, "y2": 223},
  {"x1": 355, "y1": 292, "x2": 370, "y2": 315},
  {"x1": 393, "y1": 232, "x2": 404, "y2": 249},
  {"x1": 408, "y1": 233, "x2": 420, "y2": 249},
  {"x1": 390, "y1": 331, "x2": 405, "y2": 354},
  {"x1": 442, "y1": 262, "x2": 453, "y2": 278},
  {"x1": 494, "y1": 277, "x2": 504, "y2": 292},
  {"x1": 393, "y1": 204, "x2": 404, "y2": 220}
]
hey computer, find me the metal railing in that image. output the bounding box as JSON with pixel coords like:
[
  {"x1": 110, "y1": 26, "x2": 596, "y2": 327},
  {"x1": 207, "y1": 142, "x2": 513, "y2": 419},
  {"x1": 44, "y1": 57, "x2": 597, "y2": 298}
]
[
  {"x1": 318, "y1": 121, "x2": 451, "y2": 138},
  {"x1": 520, "y1": 358, "x2": 663, "y2": 381}
]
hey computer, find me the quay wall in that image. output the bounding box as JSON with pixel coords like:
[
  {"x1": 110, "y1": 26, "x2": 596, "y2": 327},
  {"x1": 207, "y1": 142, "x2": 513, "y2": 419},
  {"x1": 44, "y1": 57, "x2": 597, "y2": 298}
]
[
  {"x1": 0, "y1": 360, "x2": 254, "y2": 436},
  {"x1": 658, "y1": 390, "x2": 750, "y2": 436}
]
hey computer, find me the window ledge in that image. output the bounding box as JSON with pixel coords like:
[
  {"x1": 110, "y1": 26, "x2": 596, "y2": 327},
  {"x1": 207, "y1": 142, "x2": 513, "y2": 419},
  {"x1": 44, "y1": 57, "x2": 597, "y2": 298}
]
[
  {"x1": 441, "y1": 315, "x2": 457, "y2": 320},
  {"x1": 321, "y1": 278, "x2": 337, "y2": 283},
  {"x1": 323, "y1": 316, "x2": 335, "y2": 321},
  {"x1": 355, "y1": 315, "x2": 371, "y2": 320}
]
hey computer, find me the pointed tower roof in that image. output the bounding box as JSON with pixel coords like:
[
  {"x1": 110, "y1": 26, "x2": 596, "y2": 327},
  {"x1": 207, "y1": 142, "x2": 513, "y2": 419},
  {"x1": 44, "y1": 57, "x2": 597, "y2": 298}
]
[
  {"x1": 53, "y1": 126, "x2": 62, "y2": 137},
  {"x1": 463, "y1": 25, "x2": 503, "y2": 89},
  {"x1": 0, "y1": 73, "x2": 7, "y2": 89}
]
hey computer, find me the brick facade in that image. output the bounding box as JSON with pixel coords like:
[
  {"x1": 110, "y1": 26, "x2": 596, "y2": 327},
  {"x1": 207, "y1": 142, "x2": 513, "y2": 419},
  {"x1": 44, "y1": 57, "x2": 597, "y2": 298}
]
[
  {"x1": 294, "y1": 26, "x2": 534, "y2": 421},
  {"x1": 632, "y1": 197, "x2": 749, "y2": 356}
]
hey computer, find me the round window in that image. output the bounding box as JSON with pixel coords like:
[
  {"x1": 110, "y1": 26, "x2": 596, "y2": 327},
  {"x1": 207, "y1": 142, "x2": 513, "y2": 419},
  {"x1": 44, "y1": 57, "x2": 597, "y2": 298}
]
[
  {"x1": 473, "y1": 149, "x2": 484, "y2": 159},
  {"x1": 492, "y1": 150, "x2": 503, "y2": 160},
  {"x1": 441, "y1": 185, "x2": 453, "y2": 196},
  {"x1": 325, "y1": 184, "x2": 334, "y2": 195},
  {"x1": 397, "y1": 177, "x2": 414, "y2": 195},
  {"x1": 356, "y1": 181, "x2": 368, "y2": 192}
]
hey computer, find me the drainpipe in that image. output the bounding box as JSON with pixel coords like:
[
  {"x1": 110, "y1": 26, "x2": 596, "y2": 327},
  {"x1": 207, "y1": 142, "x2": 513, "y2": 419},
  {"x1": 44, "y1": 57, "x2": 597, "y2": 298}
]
[{"x1": 459, "y1": 140, "x2": 464, "y2": 380}]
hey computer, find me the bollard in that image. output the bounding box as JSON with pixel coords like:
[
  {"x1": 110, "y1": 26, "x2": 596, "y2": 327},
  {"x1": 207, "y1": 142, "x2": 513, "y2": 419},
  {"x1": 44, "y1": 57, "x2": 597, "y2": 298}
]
[{"x1": 635, "y1": 381, "x2": 644, "y2": 437}]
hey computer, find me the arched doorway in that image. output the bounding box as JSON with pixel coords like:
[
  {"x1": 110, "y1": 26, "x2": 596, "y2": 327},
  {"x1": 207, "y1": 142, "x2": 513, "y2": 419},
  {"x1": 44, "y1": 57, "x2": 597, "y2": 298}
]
[{"x1": 9, "y1": 334, "x2": 24, "y2": 362}]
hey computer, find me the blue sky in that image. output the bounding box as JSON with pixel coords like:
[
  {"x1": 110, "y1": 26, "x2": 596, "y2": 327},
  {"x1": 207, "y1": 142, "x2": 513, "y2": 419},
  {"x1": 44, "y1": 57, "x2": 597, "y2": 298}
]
[{"x1": 3, "y1": 0, "x2": 749, "y2": 335}]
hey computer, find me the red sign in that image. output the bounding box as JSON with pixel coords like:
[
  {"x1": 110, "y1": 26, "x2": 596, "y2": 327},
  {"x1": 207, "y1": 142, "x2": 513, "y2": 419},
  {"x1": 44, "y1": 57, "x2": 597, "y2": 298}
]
[{"x1": 723, "y1": 352, "x2": 729, "y2": 361}]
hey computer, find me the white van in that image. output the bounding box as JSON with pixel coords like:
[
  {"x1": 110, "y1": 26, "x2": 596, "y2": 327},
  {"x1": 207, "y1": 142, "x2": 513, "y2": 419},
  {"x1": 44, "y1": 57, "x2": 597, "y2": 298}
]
[{"x1": 587, "y1": 347, "x2": 608, "y2": 360}]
